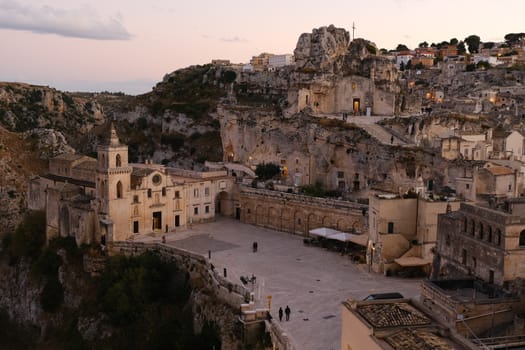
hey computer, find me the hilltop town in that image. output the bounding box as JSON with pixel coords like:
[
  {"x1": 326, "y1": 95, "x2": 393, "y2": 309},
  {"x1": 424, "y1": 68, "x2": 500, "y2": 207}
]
[{"x1": 2, "y1": 25, "x2": 525, "y2": 349}]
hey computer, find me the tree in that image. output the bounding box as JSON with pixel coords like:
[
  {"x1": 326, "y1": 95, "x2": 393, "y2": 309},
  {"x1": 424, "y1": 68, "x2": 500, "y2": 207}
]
[
  {"x1": 464, "y1": 35, "x2": 481, "y2": 53},
  {"x1": 483, "y1": 42, "x2": 495, "y2": 50},
  {"x1": 450, "y1": 38, "x2": 459, "y2": 45},
  {"x1": 504, "y1": 33, "x2": 525, "y2": 47},
  {"x1": 255, "y1": 163, "x2": 281, "y2": 180},
  {"x1": 396, "y1": 44, "x2": 409, "y2": 52},
  {"x1": 418, "y1": 41, "x2": 429, "y2": 48},
  {"x1": 457, "y1": 41, "x2": 467, "y2": 55}
]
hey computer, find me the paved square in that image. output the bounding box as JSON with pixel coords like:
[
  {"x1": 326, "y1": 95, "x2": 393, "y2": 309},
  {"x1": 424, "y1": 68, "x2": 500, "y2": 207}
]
[{"x1": 138, "y1": 218, "x2": 422, "y2": 350}]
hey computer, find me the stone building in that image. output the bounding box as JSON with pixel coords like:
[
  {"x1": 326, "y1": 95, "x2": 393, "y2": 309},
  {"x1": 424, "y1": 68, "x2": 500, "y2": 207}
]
[
  {"x1": 433, "y1": 200, "x2": 525, "y2": 286},
  {"x1": 368, "y1": 194, "x2": 460, "y2": 275},
  {"x1": 28, "y1": 124, "x2": 235, "y2": 244},
  {"x1": 341, "y1": 297, "x2": 468, "y2": 349}
]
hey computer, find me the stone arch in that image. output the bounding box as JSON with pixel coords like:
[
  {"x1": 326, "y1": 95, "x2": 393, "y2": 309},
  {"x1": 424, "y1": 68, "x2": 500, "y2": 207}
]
[
  {"x1": 59, "y1": 205, "x2": 70, "y2": 237},
  {"x1": 216, "y1": 191, "x2": 233, "y2": 216},
  {"x1": 322, "y1": 216, "x2": 336, "y2": 229},
  {"x1": 116, "y1": 154, "x2": 122, "y2": 167},
  {"x1": 294, "y1": 210, "x2": 305, "y2": 235},
  {"x1": 256, "y1": 205, "x2": 266, "y2": 226},
  {"x1": 116, "y1": 181, "x2": 123, "y2": 199},
  {"x1": 337, "y1": 218, "x2": 351, "y2": 232},
  {"x1": 307, "y1": 212, "x2": 318, "y2": 233},
  {"x1": 268, "y1": 207, "x2": 280, "y2": 230}
]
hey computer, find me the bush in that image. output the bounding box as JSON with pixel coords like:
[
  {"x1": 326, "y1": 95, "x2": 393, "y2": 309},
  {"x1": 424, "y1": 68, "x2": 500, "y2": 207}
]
[
  {"x1": 255, "y1": 163, "x2": 281, "y2": 180},
  {"x1": 40, "y1": 276, "x2": 64, "y2": 312},
  {"x1": 10, "y1": 211, "x2": 46, "y2": 260},
  {"x1": 33, "y1": 248, "x2": 62, "y2": 278}
]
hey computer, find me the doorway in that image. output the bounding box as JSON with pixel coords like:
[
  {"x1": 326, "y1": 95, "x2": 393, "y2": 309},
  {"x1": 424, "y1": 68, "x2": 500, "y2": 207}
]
[
  {"x1": 353, "y1": 98, "x2": 361, "y2": 115},
  {"x1": 153, "y1": 211, "x2": 162, "y2": 231},
  {"x1": 236, "y1": 207, "x2": 241, "y2": 220},
  {"x1": 175, "y1": 215, "x2": 180, "y2": 227}
]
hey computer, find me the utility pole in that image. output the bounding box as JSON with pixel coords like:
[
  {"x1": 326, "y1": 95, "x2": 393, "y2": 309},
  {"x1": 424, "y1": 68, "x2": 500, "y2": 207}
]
[{"x1": 351, "y1": 22, "x2": 356, "y2": 41}]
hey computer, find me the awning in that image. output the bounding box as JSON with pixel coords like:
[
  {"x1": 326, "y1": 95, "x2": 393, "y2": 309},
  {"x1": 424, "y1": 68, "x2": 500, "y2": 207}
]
[
  {"x1": 394, "y1": 256, "x2": 433, "y2": 267},
  {"x1": 347, "y1": 234, "x2": 369, "y2": 247},
  {"x1": 309, "y1": 227, "x2": 342, "y2": 238}
]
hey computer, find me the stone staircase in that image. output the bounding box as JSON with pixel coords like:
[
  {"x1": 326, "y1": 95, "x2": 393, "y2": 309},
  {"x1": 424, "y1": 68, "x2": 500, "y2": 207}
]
[{"x1": 358, "y1": 123, "x2": 413, "y2": 147}]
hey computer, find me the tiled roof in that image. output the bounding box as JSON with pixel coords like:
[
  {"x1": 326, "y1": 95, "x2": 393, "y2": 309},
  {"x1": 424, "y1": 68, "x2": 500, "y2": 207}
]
[
  {"x1": 485, "y1": 166, "x2": 514, "y2": 176},
  {"x1": 357, "y1": 302, "x2": 431, "y2": 328},
  {"x1": 53, "y1": 153, "x2": 84, "y2": 161},
  {"x1": 384, "y1": 329, "x2": 457, "y2": 350}
]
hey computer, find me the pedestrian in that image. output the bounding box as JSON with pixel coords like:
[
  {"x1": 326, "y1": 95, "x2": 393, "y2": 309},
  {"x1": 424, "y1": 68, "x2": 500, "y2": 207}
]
[
  {"x1": 278, "y1": 307, "x2": 283, "y2": 322},
  {"x1": 285, "y1": 305, "x2": 291, "y2": 321},
  {"x1": 390, "y1": 135, "x2": 394, "y2": 144},
  {"x1": 253, "y1": 241, "x2": 258, "y2": 252},
  {"x1": 162, "y1": 235, "x2": 166, "y2": 244}
]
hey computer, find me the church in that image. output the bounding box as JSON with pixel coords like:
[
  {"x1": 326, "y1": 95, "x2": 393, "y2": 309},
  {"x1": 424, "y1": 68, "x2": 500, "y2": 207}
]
[{"x1": 28, "y1": 124, "x2": 235, "y2": 245}]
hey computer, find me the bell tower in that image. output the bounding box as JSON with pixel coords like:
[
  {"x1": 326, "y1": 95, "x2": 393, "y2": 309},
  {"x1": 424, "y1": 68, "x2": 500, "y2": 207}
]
[{"x1": 96, "y1": 123, "x2": 132, "y2": 241}]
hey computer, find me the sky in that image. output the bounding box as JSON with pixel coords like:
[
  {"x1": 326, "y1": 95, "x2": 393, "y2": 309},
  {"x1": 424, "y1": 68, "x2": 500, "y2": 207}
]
[{"x1": 1, "y1": 0, "x2": 525, "y2": 95}]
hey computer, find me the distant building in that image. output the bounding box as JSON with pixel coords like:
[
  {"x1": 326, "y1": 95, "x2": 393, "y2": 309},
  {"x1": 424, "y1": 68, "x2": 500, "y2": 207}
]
[
  {"x1": 250, "y1": 53, "x2": 274, "y2": 71},
  {"x1": 268, "y1": 54, "x2": 294, "y2": 68},
  {"x1": 211, "y1": 59, "x2": 231, "y2": 66}
]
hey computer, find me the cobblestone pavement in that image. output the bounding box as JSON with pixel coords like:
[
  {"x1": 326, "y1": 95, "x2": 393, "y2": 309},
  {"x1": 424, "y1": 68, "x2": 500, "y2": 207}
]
[{"x1": 137, "y1": 218, "x2": 422, "y2": 350}]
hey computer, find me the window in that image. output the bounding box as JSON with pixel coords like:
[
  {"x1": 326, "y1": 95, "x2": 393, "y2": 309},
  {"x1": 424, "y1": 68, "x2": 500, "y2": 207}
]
[
  {"x1": 337, "y1": 171, "x2": 344, "y2": 179},
  {"x1": 445, "y1": 234, "x2": 450, "y2": 246},
  {"x1": 152, "y1": 174, "x2": 161, "y2": 186},
  {"x1": 519, "y1": 230, "x2": 525, "y2": 247},
  {"x1": 133, "y1": 221, "x2": 139, "y2": 233},
  {"x1": 488, "y1": 226, "x2": 493, "y2": 243},
  {"x1": 116, "y1": 154, "x2": 122, "y2": 167},
  {"x1": 205, "y1": 187, "x2": 210, "y2": 197},
  {"x1": 496, "y1": 229, "x2": 502, "y2": 246},
  {"x1": 489, "y1": 270, "x2": 494, "y2": 284},
  {"x1": 281, "y1": 159, "x2": 286, "y2": 165},
  {"x1": 147, "y1": 189, "x2": 152, "y2": 198},
  {"x1": 509, "y1": 184, "x2": 512, "y2": 191},
  {"x1": 472, "y1": 257, "x2": 477, "y2": 269},
  {"x1": 162, "y1": 187, "x2": 166, "y2": 196},
  {"x1": 116, "y1": 181, "x2": 123, "y2": 199},
  {"x1": 133, "y1": 195, "x2": 139, "y2": 203},
  {"x1": 464, "y1": 217, "x2": 468, "y2": 232},
  {"x1": 205, "y1": 205, "x2": 210, "y2": 214},
  {"x1": 194, "y1": 207, "x2": 199, "y2": 215},
  {"x1": 194, "y1": 189, "x2": 199, "y2": 198},
  {"x1": 175, "y1": 191, "x2": 180, "y2": 198},
  {"x1": 470, "y1": 219, "x2": 475, "y2": 236},
  {"x1": 387, "y1": 222, "x2": 394, "y2": 234},
  {"x1": 466, "y1": 183, "x2": 470, "y2": 190},
  {"x1": 462, "y1": 249, "x2": 467, "y2": 264},
  {"x1": 479, "y1": 223, "x2": 484, "y2": 240}
]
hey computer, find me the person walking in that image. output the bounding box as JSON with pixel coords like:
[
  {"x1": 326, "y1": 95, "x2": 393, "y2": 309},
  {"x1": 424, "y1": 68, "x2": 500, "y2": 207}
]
[
  {"x1": 285, "y1": 305, "x2": 291, "y2": 321},
  {"x1": 278, "y1": 307, "x2": 283, "y2": 322}
]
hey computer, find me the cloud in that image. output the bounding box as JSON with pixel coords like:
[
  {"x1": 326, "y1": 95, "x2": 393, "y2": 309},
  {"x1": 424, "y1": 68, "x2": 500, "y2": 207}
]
[
  {"x1": 219, "y1": 36, "x2": 248, "y2": 43},
  {"x1": 0, "y1": 0, "x2": 131, "y2": 40}
]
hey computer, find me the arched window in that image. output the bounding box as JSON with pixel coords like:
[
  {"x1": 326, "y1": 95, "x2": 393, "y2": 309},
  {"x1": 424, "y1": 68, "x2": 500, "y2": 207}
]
[
  {"x1": 520, "y1": 230, "x2": 525, "y2": 247},
  {"x1": 470, "y1": 219, "x2": 476, "y2": 236},
  {"x1": 495, "y1": 229, "x2": 502, "y2": 246},
  {"x1": 116, "y1": 154, "x2": 122, "y2": 167},
  {"x1": 479, "y1": 223, "x2": 484, "y2": 240},
  {"x1": 488, "y1": 226, "x2": 493, "y2": 243},
  {"x1": 463, "y1": 217, "x2": 468, "y2": 233},
  {"x1": 116, "y1": 181, "x2": 123, "y2": 199}
]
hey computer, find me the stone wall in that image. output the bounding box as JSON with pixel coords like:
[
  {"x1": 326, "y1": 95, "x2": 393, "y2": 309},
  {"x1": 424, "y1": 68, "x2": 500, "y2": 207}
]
[{"x1": 239, "y1": 187, "x2": 365, "y2": 235}]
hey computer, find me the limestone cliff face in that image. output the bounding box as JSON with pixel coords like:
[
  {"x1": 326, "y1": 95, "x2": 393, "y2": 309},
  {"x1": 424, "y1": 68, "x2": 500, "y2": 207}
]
[
  {"x1": 219, "y1": 105, "x2": 442, "y2": 195},
  {"x1": 287, "y1": 26, "x2": 400, "y2": 116}
]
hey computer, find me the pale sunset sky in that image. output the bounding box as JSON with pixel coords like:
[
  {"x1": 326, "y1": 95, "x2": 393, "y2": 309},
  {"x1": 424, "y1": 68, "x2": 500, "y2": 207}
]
[{"x1": 1, "y1": 0, "x2": 524, "y2": 94}]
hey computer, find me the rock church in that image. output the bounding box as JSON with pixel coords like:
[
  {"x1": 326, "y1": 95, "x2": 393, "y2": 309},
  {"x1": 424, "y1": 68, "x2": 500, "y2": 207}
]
[{"x1": 28, "y1": 124, "x2": 235, "y2": 244}]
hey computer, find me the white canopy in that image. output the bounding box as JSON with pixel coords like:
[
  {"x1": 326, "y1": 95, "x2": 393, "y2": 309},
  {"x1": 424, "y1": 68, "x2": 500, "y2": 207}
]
[
  {"x1": 309, "y1": 227, "x2": 342, "y2": 238},
  {"x1": 309, "y1": 227, "x2": 368, "y2": 246}
]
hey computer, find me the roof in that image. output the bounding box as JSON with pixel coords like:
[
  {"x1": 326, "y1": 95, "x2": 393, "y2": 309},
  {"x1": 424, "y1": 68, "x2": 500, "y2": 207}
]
[
  {"x1": 356, "y1": 302, "x2": 431, "y2": 328},
  {"x1": 485, "y1": 166, "x2": 514, "y2": 176},
  {"x1": 74, "y1": 160, "x2": 97, "y2": 171},
  {"x1": 53, "y1": 153, "x2": 84, "y2": 161},
  {"x1": 394, "y1": 256, "x2": 433, "y2": 267},
  {"x1": 384, "y1": 328, "x2": 457, "y2": 350},
  {"x1": 42, "y1": 173, "x2": 95, "y2": 188}
]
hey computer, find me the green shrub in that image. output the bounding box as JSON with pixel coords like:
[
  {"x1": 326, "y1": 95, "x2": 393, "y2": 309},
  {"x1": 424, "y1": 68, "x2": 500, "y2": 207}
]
[
  {"x1": 40, "y1": 276, "x2": 64, "y2": 312},
  {"x1": 9, "y1": 211, "x2": 46, "y2": 260},
  {"x1": 255, "y1": 163, "x2": 281, "y2": 180},
  {"x1": 33, "y1": 248, "x2": 62, "y2": 278}
]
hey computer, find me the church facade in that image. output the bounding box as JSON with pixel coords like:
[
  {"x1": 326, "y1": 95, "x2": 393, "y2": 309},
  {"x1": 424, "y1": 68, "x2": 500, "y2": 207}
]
[{"x1": 28, "y1": 125, "x2": 235, "y2": 244}]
